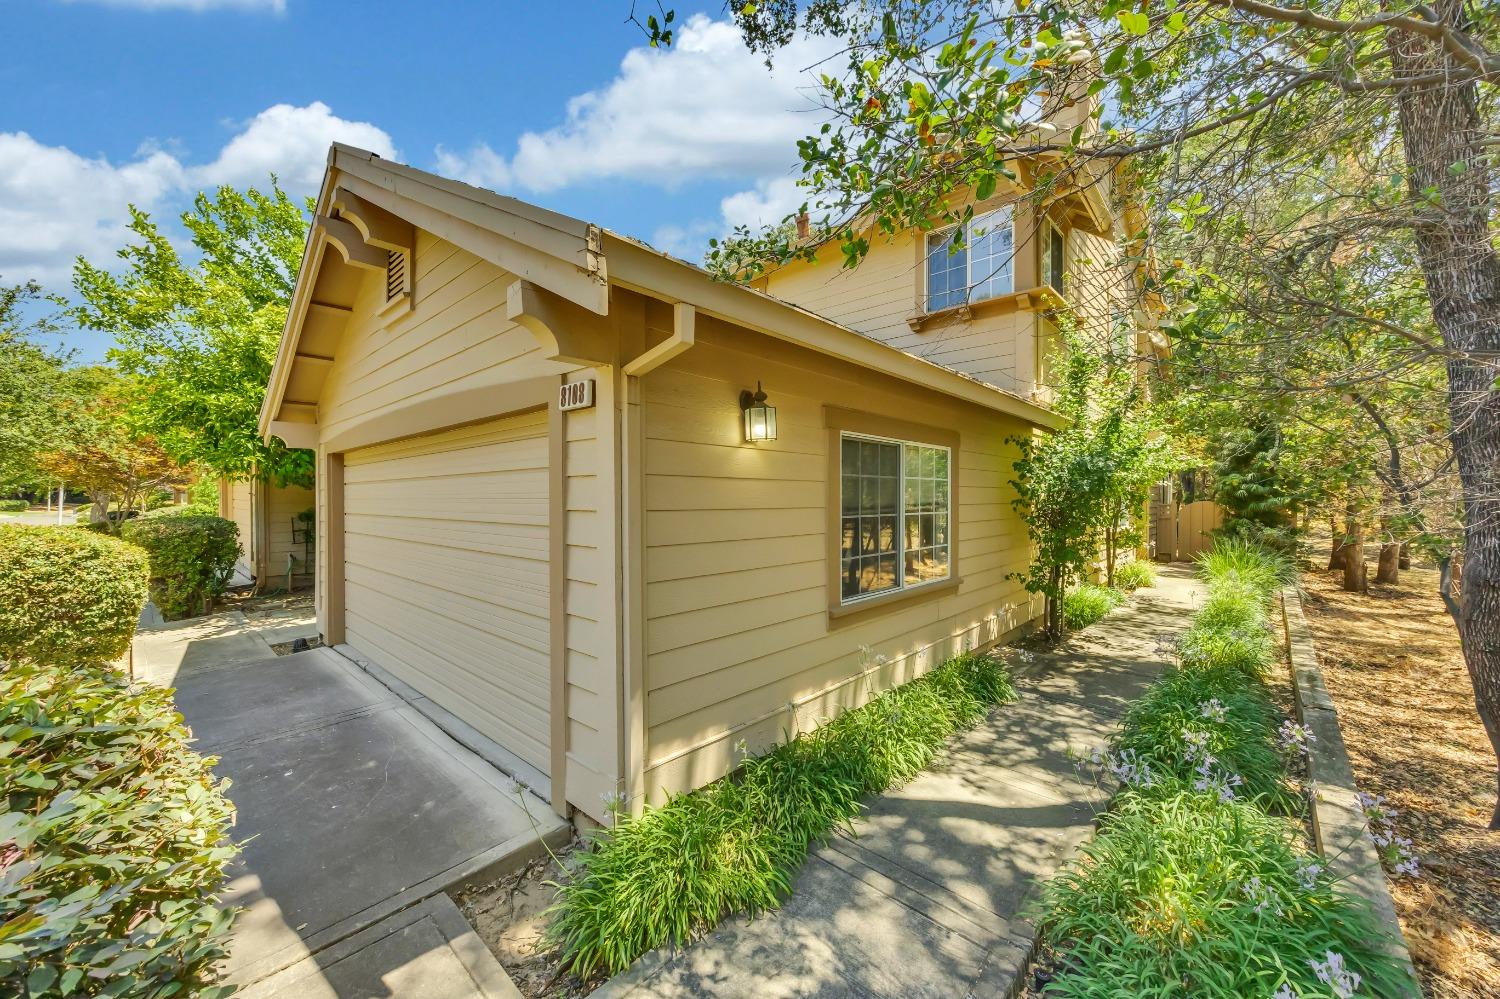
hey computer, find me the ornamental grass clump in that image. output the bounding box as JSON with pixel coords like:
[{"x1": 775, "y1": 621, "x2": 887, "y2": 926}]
[
  {"x1": 1040, "y1": 540, "x2": 1411, "y2": 997},
  {"x1": 1061, "y1": 583, "x2": 1125, "y2": 631},
  {"x1": 546, "y1": 651, "x2": 1016, "y2": 978},
  {"x1": 0, "y1": 663, "x2": 239, "y2": 997},
  {"x1": 1113, "y1": 560, "x2": 1157, "y2": 591}
]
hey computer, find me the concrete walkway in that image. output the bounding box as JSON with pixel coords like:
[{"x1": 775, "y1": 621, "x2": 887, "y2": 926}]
[
  {"x1": 135, "y1": 627, "x2": 567, "y2": 995},
  {"x1": 597, "y1": 565, "x2": 1204, "y2": 999}
]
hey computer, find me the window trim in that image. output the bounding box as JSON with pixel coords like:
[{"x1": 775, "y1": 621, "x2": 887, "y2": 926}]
[
  {"x1": 922, "y1": 207, "x2": 1016, "y2": 313},
  {"x1": 824, "y1": 407, "x2": 961, "y2": 624}
]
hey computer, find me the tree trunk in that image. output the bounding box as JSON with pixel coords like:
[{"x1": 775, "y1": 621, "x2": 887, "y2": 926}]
[
  {"x1": 1399, "y1": 542, "x2": 1412, "y2": 570},
  {"x1": 1388, "y1": 8, "x2": 1500, "y2": 828},
  {"x1": 1328, "y1": 514, "x2": 1347, "y2": 571},
  {"x1": 1376, "y1": 542, "x2": 1401, "y2": 585},
  {"x1": 1342, "y1": 513, "x2": 1365, "y2": 593}
]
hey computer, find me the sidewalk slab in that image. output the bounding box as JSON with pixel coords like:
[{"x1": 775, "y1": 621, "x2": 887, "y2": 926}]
[
  {"x1": 596, "y1": 565, "x2": 1204, "y2": 999},
  {"x1": 238, "y1": 894, "x2": 522, "y2": 999}
]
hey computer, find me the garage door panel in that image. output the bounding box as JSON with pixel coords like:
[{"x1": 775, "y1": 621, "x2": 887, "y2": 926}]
[
  {"x1": 342, "y1": 412, "x2": 551, "y2": 776},
  {"x1": 344, "y1": 608, "x2": 549, "y2": 767},
  {"x1": 344, "y1": 560, "x2": 549, "y2": 652},
  {"x1": 345, "y1": 515, "x2": 548, "y2": 562},
  {"x1": 344, "y1": 534, "x2": 548, "y2": 606},
  {"x1": 344, "y1": 581, "x2": 550, "y2": 697}
]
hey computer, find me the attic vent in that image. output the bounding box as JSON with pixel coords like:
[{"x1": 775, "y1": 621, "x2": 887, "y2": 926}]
[{"x1": 385, "y1": 249, "x2": 409, "y2": 303}]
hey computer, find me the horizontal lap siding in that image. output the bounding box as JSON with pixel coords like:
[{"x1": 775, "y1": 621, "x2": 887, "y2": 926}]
[
  {"x1": 266, "y1": 482, "x2": 315, "y2": 581},
  {"x1": 317, "y1": 231, "x2": 573, "y2": 445},
  {"x1": 342, "y1": 410, "x2": 552, "y2": 775},
  {"x1": 639, "y1": 326, "x2": 1044, "y2": 803},
  {"x1": 764, "y1": 230, "x2": 1033, "y2": 395}
]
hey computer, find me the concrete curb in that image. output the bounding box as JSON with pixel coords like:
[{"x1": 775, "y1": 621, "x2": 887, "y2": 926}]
[{"x1": 1281, "y1": 587, "x2": 1422, "y2": 997}]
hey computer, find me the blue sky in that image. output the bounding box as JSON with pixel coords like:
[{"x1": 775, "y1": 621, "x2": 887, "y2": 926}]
[{"x1": 3, "y1": 0, "x2": 836, "y2": 360}]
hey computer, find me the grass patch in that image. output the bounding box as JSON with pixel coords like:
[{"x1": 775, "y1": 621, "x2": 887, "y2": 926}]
[
  {"x1": 545, "y1": 651, "x2": 1016, "y2": 978},
  {"x1": 1062, "y1": 583, "x2": 1126, "y2": 630},
  {"x1": 1038, "y1": 540, "x2": 1411, "y2": 997}
]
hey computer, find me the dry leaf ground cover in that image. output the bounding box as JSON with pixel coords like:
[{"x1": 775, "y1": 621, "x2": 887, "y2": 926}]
[{"x1": 1300, "y1": 565, "x2": 1500, "y2": 997}]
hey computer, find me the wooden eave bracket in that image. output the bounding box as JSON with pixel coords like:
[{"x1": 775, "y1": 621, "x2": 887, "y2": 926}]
[
  {"x1": 331, "y1": 187, "x2": 414, "y2": 253},
  {"x1": 317, "y1": 215, "x2": 387, "y2": 271},
  {"x1": 506, "y1": 278, "x2": 617, "y2": 366}
]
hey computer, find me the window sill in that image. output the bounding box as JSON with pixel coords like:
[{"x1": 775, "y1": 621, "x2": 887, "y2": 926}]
[
  {"x1": 827, "y1": 575, "x2": 962, "y2": 628},
  {"x1": 907, "y1": 285, "x2": 1066, "y2": 332}
]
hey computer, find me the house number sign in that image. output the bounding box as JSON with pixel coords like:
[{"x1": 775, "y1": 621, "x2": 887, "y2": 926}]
[{"x1": 559, "y1": 379, "x2": 596, "y2": 412}]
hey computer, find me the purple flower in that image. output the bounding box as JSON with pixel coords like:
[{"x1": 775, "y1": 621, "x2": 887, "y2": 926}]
[
  {"x1": 1310, "y1": 950, "x2": 1361, "y2": 998},
  {"x1": 1278, "y1": 720, "x2": 1316, "y2": 754},
  {"x1": 1199, "y1": 698, "x2": 1228, "y2": 723}
]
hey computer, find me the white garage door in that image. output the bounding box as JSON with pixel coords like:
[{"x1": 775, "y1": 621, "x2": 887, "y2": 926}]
[{"x1": 343, "y1": 411, "x2": 550, "y2": 777}]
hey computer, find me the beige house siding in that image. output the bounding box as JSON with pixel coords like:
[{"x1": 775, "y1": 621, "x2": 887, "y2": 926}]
[
  {"x1": 637, "y1": 317, "x2": 1043, "y2": 804},
  {"x1": 220, "y1": 477, "x2": 315, "y2": 584},
  {"x1": 763, "y1": 199, "x2": 1126, "y2": 403}
]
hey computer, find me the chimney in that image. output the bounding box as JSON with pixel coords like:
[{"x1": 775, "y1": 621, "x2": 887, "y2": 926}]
[{"x1": 795, "y1": 212, "x2": 810, "y2": 240}]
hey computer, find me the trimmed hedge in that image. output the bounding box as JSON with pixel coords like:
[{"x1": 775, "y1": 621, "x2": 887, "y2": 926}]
[
  {"x1": 0, "y1": 499, "x2": 28, "y2": 512},
  {"x1": 1038, "y1": 541, "x2": 1408, "y2": 997},
  {"x1": 120, "y1": 516, "x2": 240, "y2": 620},
  {"x1": 547, "y1": 651, "x2": 1017, "y2": 977},
  {"x1": 0, "y1": 527, "x2": 149, "y2": 669},
  {"x1": 0, "y1": 661, "x2": 238, "y2": 997}
]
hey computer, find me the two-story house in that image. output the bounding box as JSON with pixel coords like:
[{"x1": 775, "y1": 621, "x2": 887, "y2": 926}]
[{"x1": 256, "y1": 138, "x2": 1142, "y2": 827}]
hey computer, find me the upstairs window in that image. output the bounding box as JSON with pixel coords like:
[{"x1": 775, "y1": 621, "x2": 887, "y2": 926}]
[
  {"x1": 839, "y1": 433, "x2": 952, "y2": 604},
  {"x1": 924, "y1": 208, "x2": 1014, "y2": 312},
  {"x1": 1043, "y1": 221, "x2": 1067, "y2": 292}
]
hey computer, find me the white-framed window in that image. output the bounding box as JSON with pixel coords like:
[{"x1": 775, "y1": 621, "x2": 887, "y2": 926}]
[
  {"x1": 838, "y1": 432, "x2": 952, "y2": 604},
  {"x1": 1042, "y1": 220, "x2": 1067, "y2": 292},
  {"x1": 924, "y1": 207, "x2": 1015, "y2": 312}
]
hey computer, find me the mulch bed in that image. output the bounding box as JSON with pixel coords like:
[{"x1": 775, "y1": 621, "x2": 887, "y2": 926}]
[{"x1": 1300, "y1": 565, "x2": 1500, "y2": 998}]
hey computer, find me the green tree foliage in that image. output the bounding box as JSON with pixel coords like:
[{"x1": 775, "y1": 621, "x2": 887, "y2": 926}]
[
  {"x1": 1010, "y1": 329, "x2": 1174, "y2": 637},
  {"x1": 0, "y1": 527, "x2": 149, "y2": 669},
  {"x1": 71, "y1": 184, "x2": 312, "y2": 487}
]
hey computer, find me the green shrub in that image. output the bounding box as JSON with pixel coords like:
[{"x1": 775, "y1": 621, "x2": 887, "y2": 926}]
[
  {"x1": 1197, "y1": 538, "x2": 1294, "y2": 599},
  {"x1": 0, "y1": 527, "x2": 149, "y2": 668},
  {"x1": 120, "y1": 516, "x2": 240, "y2": 620},
  {"x1": 0, "y1": 661, "x2": 238, "y2": 997},
  {"x1": 1113, "y1": 560, "x2": 1157, "y2": 590},
  {"x1": 0, "y1": 498, "x2": 28, "y2": 512},
  {"x1": 546, "y1": 652, "x2": 1016, "y2": 977},
  {"x1": 1038, "y1": 790, "x2": 1407, "y2": 998},
  {"x1": 1062, "y1": 583, "x2": 1125, "y2": 630}
]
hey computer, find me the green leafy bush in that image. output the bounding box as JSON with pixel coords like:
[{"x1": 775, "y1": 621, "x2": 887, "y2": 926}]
[
  {"x1": 0, "y1": 526, "x2": 149, "y2": 668},
  {"x1": 120, "y1": 516, "x2": 240, "y2": 620},
  {"x1": 0, "y1": 661, "x2": 238, "y2": 997},
  {"x1": 0, "y1": 498, "x2": 28, "y2": 512},
  {"x1": 547, "y1": 652, "x2": 1017, "y2": 977},
  {"x1": 1113, "y1": 560, "x2": 1157, "y2": 591},
  {"x1": 1039, "y1": 539, "x2": 1411, "y2": 996},
  {"x1": 1062, "y1": 583, "x2": 1125, "y2": 630}
]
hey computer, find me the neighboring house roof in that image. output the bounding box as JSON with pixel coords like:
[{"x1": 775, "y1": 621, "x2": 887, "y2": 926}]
[{"x1": 259, "y1": 145, "x2": 1065, "y2": 443}]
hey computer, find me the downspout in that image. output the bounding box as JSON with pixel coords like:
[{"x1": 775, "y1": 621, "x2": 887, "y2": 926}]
[
  {"x1": 618, "y1": 301, "x2": 694, "y2": 818},
  {"x1": 622, "y1": 302, "x2": 695, "y2": 377}
]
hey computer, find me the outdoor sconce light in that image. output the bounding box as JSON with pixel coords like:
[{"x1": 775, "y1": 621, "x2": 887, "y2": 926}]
[{"x1": 740, "y1": 381, "x2": 777, "y2": 443}]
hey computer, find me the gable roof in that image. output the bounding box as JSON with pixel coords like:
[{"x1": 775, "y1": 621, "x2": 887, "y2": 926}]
[{"x1": 258, "y1": 145, "x2": 1064, "y2": 444}]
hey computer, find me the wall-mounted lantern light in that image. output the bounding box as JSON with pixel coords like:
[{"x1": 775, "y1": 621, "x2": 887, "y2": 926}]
[{"x1": 740, "y1": 381, "x2": 777, "y2": 443}]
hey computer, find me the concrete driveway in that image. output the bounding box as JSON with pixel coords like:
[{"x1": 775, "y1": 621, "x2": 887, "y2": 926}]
[{"x1": 140, "y1": 640, "x2": 567, "y2": 994}]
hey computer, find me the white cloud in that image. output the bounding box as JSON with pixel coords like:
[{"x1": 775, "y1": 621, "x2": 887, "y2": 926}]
[
  {"x1": 720, "y1": 176, "x2": 807, "y2": 232},
  {"x1": 435, "y1": 14, "x2": 836, "y2": 194},
  {"x1": 0, "y1": 103, "x2": 394, "y2": 288},
  {"x1": 59, "y1": 0, "x2": 286, "y2": 12},
  {"x1": 192, "y1": 102, "x2": 395, "y2": 190}
]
